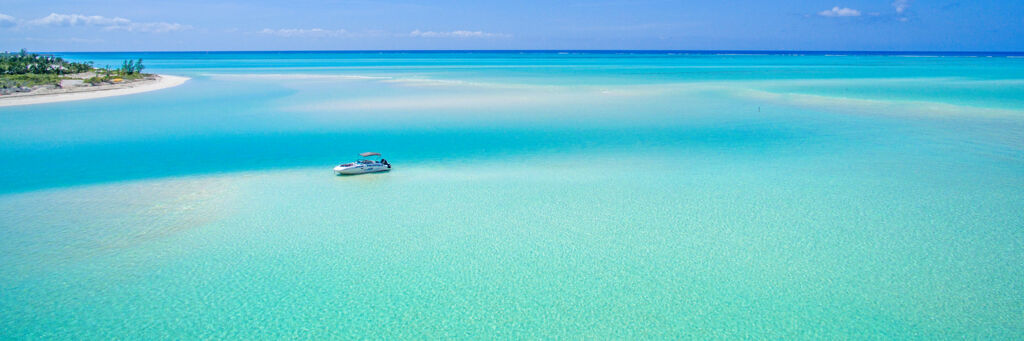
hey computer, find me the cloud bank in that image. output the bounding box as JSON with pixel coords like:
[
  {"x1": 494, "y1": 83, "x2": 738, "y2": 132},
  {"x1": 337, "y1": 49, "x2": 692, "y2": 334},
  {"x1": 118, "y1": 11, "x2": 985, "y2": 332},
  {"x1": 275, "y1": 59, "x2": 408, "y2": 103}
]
[
  {"x1": 259, "y1": 28, "x2": 351, "y2": 37},
  {"x1": 818, "y1": 7, "x2": 862, "y2": 17},
  {"x1": 0, "y1": 12, "x2": 189, "y2": 32},
  {"x1": 893, "y1": 0, "x2": 910, "y2": 14},
  {"x1": 29, "y1": 13, "x2": 131, "y2": 27},
  {"x1": 0, "y1": 13, "x2": 18, "y2": 28},
  {"x1": 409, "y1": 30, "x2": 511, "y2": 38}
]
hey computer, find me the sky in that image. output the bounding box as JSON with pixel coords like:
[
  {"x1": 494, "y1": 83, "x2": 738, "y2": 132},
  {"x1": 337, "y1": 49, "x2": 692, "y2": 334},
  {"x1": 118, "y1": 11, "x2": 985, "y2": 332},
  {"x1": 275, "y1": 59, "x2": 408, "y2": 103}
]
[{"x1": 0, "y1": 0, "x2": 1022, "y2": 51}]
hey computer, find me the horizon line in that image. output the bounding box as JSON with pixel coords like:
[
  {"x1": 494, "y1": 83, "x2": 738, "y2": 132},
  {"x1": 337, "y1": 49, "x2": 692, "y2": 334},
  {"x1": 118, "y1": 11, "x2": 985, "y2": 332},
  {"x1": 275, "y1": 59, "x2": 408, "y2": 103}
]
[{"x1": 20, "y1": 49, "x2": 1024, "y2": 55}]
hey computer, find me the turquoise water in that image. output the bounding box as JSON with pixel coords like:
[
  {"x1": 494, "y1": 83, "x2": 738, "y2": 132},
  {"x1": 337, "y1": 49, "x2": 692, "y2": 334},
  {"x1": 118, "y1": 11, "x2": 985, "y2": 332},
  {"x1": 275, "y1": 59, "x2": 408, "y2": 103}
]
[{"x1": 2, "y1": 51, "x2": 1023, "y2": 338}]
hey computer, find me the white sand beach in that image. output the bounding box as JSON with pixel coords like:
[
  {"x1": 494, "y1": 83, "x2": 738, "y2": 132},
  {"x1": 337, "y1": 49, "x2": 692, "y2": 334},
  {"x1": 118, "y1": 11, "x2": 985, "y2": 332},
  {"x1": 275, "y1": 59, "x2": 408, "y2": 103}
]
[{"x1": 0, "y1": 74, "x2": 189, "y2": 107}]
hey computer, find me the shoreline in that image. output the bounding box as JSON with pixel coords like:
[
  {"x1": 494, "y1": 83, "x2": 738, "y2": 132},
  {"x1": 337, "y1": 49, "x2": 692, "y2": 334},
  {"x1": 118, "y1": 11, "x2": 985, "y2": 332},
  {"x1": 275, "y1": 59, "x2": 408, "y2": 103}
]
[{"x1": 0, "y1": 74, "x2": 190, "y2": 107}]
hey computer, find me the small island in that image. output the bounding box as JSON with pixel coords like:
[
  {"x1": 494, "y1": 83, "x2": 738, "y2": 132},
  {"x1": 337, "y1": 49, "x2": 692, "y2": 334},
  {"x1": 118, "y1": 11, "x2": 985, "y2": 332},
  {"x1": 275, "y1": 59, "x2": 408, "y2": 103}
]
[{"x1": 0, "y1": 49, "x2": 188, "y2": 107}]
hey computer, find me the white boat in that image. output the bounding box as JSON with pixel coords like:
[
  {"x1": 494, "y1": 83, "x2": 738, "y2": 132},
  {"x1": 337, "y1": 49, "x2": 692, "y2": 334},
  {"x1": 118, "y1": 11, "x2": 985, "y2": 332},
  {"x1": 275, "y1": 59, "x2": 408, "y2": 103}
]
[{"x1": 334, "y1": 152, "x2": 391, "y2": 175}]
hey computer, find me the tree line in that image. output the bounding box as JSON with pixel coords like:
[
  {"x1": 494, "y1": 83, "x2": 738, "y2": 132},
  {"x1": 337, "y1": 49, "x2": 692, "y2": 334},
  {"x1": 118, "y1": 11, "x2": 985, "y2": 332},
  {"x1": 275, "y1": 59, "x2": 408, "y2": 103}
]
[
  {"x1": 1, "y1": 49, "x2": 145, "y2": 76},
  {"x1": 0, "y1": 49, "x2": 93, "y2": 75}
]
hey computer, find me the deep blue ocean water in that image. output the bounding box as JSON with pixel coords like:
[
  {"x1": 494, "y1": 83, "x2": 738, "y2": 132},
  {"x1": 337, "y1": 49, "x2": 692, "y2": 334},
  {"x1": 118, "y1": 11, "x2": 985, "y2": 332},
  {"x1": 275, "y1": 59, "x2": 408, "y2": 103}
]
[{"x1": 1, "y1": 51, "x2": 1023, "y2": 338}]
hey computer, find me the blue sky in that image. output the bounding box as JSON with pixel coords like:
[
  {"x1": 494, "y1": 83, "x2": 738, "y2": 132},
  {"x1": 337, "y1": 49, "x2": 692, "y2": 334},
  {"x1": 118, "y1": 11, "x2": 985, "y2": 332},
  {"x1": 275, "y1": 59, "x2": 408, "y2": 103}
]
[{"x1": 0, "y1": 0, "x2": 1021, "y2": 51}]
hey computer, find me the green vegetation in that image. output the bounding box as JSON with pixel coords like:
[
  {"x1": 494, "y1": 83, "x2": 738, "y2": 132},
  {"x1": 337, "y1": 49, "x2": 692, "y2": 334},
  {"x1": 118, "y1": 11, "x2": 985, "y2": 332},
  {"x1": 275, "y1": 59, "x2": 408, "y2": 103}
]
[
  {"x1": 0, "y1": 49, "x2": 93, "y2": 75},
  {"x1": 83, "y1": 58, "x2": 148, "y2": 85},
  {"x1": 1, "y1": 74, "x2": 63, "y2": 87},
  {"x1": 83, "y1": 72, "x2": 149, "y2": 85},
  {"x1": 1, "y1": 49, "x2": 149, "y2": 90},
  {"x1": 0, "y1": 75, "x2": 59, "y2": 89},
  {"x1": 122, "y1": 58, "x2": 145, "y2": 74},
  {"x1": 83, "y1": 59, "x2": 149, "y2": 84}
]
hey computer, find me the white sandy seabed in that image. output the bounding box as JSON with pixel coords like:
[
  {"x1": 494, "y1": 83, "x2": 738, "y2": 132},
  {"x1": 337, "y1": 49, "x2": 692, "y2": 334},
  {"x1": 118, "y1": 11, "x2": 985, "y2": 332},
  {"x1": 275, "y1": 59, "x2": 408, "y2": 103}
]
[{"x1": 0, "y1": 75, "x2": 190, "y2": 107}]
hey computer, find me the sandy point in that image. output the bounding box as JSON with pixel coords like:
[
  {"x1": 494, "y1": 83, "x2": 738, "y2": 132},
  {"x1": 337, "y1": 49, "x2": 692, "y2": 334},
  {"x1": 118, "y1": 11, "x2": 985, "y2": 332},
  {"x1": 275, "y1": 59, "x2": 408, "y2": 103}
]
[{"x1": 0, "y1": 75, "x2": 190, "y2": 108}]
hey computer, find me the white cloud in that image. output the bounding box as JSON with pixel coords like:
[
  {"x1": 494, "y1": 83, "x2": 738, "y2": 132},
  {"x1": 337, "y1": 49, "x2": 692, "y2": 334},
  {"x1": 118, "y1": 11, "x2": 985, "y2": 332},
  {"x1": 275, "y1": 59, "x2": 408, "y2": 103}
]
[
  {"x1": 29, "y1": 13, "x2": 130, "y2": 27},
  {"x1": 409, "y1": 29, "x2": 511, "y2": 38},
  {"x1": 259, "y1": 28, "x2": 352, "y2": 37},
  {"x1": 120, "y1": 22, "x2": 190, "y2": 33},
  {"x1": 0, "y1": 13, "x2": 18, "y2": 28},
  {"x1": 19, "y1": 13, "x2": 189, "y2": 32},
  {"x1": 818, "y1": 6, "x2": 862, "y2": 17},
  {"x1": 893, "y1": 0, "x2": 910, "y2": 14}
]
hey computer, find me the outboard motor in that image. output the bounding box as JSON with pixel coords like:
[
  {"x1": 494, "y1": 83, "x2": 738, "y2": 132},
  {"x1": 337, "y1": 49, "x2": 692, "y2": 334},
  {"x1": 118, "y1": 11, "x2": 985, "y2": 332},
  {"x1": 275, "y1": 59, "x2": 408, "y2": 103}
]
[{"x1": 381, "y1": 159, "x2": 391, "y2": 168}]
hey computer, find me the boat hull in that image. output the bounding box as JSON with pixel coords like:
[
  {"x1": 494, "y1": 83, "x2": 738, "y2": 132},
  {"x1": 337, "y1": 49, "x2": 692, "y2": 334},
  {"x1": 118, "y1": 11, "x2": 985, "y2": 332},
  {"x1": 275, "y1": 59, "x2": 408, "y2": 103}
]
[{"x1": 334, "y1": 165, "x2": 391, "y2": 175}]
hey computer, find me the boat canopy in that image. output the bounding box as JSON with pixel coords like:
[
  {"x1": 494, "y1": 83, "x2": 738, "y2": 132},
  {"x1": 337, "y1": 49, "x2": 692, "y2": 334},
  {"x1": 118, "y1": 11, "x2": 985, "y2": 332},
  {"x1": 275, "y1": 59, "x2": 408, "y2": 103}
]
[{"x1": 360, "y1": 152, "x2": 382, "y2": 157}]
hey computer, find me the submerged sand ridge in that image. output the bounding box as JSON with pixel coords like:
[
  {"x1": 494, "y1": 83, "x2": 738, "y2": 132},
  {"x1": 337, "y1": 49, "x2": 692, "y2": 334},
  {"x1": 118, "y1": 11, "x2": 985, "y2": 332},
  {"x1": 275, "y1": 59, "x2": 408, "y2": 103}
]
[{"x1": 0, "y1": 74, "x2": 189, "y2": 107}]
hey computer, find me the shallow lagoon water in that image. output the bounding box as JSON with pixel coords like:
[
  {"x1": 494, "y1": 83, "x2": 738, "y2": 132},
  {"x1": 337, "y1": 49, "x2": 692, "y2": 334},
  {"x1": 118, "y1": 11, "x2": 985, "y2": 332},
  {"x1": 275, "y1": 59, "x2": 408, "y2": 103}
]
[{"x1": 1, "y1": 52, "x2": 1023, "y2": 338}]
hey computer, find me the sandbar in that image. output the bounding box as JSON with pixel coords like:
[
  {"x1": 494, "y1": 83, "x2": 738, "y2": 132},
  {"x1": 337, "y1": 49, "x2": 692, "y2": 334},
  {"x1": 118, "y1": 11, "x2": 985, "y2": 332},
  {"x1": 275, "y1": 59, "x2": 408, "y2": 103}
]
[{"x1": 0, "y1": 75, "x2": 189, "y2": 107}]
